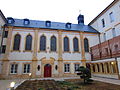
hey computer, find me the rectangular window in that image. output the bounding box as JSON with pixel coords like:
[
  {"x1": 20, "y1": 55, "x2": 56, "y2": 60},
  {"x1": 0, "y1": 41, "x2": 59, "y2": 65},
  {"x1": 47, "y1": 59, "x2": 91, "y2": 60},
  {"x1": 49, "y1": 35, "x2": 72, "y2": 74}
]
[
  {"x1": 10, "y1": 64, "x2": 18, "y2": 74},
  {"x1": 2, "y1": 45, "x2": 6, "y2": 53},
  {"x1": 23, "y1": 64, "x2": 30, "y2": 73},
  {"x1": 109, "y1": 12, "x2": 114, "y2": 22},
  {"x1": 74, "y1": 64, "x2": 80, "y2": 72},
  {"x1": 114, "y1": 45, "x2": 118, "y2": 52},
  {"x1": 112, "y1": 28, "x2": 116, "y2": 37},
  {"x1": 105, "y1": 48, "x2": 109, "y2": 55},
  {"x1": 4, "y1": 31, "x2": 8, "y2": 38},
  {"x1": 103, "y1": 33, "x2": 106, "y2": 41},
  {"x1": 64, "y1": 64, "x2": 70, "y2": 73},
  {"x1": 101, "y1": 19, "x2": 105, "y2": 27}
]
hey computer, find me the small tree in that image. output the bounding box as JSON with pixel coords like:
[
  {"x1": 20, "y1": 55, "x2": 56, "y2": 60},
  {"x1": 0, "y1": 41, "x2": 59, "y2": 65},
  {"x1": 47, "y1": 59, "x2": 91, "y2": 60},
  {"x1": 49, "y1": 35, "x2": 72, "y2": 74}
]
[{"x1": 77, "y1": 66, "x2": 93, "y2": 84}]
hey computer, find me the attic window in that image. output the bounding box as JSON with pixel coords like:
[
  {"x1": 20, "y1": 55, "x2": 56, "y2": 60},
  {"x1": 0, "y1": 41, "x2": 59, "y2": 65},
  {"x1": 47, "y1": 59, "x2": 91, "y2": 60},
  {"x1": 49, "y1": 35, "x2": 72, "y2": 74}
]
[
  {"x1": 24, "y1": 19, "x2": 30, "y2": 25},
  {"x1": 8, "y1": 19, "x2": 12, "y2": 24},
  {"x1": 46, "y1": 21, "x2": 51, "y2": 27},
  {"x1": 7, "y1": 17, "x2": 15, "y2": 24},
  {"x1": 66, "y1": 23, "x2": 71, "y2": 29}
]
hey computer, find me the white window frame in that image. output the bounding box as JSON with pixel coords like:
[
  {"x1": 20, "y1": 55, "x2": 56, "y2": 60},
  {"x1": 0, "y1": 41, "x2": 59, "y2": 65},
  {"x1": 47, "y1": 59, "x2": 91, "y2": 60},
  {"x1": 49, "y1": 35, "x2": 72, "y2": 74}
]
[
  {"x1": 64, "y1": 64, "x2": 70, "y2": 73},
  {"x1": 109, "y1": 12, "x2": 114, "y2": 22},
  {"x1": 74, "y1": 64, "x2": 80, "y2": 73},
  {"x1": 10, "y1": 64, "x2": 18, "y2": 74},
  {"x1": 101, "y1": 19, "x2": 105, "y2": 27},
  {"x1": 103, "y1": 33, "x2": 106, "y2": 41},
  {"x1": 112, "y1": 28, "x2": 116, "y2": 37},
  {"x1": 23, "y1": 64, "x2": 30, "y2": 74}
]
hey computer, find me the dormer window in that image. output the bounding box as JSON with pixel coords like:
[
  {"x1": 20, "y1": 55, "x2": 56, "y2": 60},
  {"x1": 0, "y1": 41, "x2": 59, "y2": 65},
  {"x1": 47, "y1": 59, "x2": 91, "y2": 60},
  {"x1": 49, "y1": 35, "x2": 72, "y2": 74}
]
[
  {"x1": 24, "y1": 19, "x2": 30, "y2": 25},
  {"x1": 46, "y1": 21, "x2": 51, "y2": 27},
  {"x1": 7, "y1": 17, "x2": 15, "y2": 24},
  {"x1": 8, "y1": 19, "x2": 12, "y2": 24},
  {"x1": 66, "y1": 23, "x2": 71, "y2": 29}
]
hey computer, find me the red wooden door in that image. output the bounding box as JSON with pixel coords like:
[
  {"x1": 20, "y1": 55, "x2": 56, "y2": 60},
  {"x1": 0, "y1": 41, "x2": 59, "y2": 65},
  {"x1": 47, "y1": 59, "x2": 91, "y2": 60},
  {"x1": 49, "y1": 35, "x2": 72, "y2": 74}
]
[{"x1": 44, "y1": 64, "x2": 52, "y2": 77}]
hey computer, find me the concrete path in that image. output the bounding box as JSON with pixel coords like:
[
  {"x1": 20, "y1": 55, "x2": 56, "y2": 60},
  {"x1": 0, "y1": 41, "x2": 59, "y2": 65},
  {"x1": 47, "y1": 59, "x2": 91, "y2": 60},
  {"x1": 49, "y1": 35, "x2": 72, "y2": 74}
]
[
  {"x1": 0, "y1": 79, "x2": 26, "y2": 90},
  {"x1": 92, "y1": 76, "x2": 120, "y2": 85}
]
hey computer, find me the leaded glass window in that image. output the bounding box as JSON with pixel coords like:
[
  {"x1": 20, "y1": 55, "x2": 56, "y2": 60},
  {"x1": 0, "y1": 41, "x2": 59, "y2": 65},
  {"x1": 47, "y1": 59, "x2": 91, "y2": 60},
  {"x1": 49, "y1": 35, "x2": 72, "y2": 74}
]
[
  {"x1": 64, "y1": 37, "x2": 69, "y2": 51},
  {"x1": 84, "y1": 38, "x2": 89, "y2": 52},
  {"x1": 40, "y1": 35, "x2": 46, "y2": 51},
  {"x1": 50, "y1": 36, "x2": 56, "y2": 51},
  {"x1": 25, "y1": 35, "x2": 32, "y2": 50},
  {"x1": 13, "y1": 34, "x2": 21, "y2": 50},
  {"x1": 73, "y1": 37, "x2": 79, "y2": 52}
]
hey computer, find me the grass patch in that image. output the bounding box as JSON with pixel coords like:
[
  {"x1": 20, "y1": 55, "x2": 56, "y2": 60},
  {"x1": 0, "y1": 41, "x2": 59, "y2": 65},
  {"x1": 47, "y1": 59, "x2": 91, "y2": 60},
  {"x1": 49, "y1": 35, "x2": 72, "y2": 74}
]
[{"x1": 57, "y1": 81, "x2": 80, "y2": 90}]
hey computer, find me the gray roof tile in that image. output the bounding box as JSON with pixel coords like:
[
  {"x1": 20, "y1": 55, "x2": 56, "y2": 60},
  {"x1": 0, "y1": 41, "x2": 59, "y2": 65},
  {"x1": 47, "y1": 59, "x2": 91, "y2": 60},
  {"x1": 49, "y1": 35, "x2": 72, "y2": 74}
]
[{"x1": 6, "y1": 18, "x2": 99, "y2": 33}]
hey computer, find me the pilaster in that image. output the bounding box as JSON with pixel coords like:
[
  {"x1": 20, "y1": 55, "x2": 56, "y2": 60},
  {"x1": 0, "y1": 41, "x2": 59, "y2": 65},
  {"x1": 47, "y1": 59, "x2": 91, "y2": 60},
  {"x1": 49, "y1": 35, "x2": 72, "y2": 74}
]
[
  {"x1": 31, "y1": 29, "x2": 38, "y2": 78},
  {"x1": 58, "y1": 30, "x2": 63, "y2": 77},
  {"x1": 80, "y1": 32, "x2": 86, "y2": 67},
  {"x1": 90, "y1": 64, "x2": 93, "y2": 73},
  {"x1": 108, "y1": 62, "x2": 112, "y2": 74},
  {"x1": 32, "y1": 29, "x2": 38, "y2": 60},
  {"x1": 58, "y1": 31, "x2": 62, "y2": 59}
]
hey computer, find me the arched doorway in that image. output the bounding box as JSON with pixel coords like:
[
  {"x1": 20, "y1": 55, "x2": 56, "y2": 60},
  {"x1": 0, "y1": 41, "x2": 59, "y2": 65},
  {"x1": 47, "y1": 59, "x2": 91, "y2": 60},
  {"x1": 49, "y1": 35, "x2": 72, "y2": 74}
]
[{"x1": 44, "y1": 64, "x2": 52, "y2": 77}]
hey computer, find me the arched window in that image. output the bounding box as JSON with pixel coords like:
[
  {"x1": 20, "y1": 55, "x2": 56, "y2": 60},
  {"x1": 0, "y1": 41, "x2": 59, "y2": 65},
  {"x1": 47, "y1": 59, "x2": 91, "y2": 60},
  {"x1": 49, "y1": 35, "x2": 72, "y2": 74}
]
[
  {"x1": 84, "y1": 38, "x2": 89, "y2": 52},
  {"x1": 25, "y1": 35, "x2": 32, "y2": 50},
  {"x1": 50, "y1": 36, "x2": 56, "y2": 51},
  {"x1": 13, "y1": 34, "x2": 21, "y2": 50},
  {"x1": 73, "y1": 37, "x2": 79, "y2": 52},
  {"x1": 40, "y1": 35, "x2": 46, "y2": 51},
  {"x1": 64, "y1": 37, "x2": 69, "y2": 51}
]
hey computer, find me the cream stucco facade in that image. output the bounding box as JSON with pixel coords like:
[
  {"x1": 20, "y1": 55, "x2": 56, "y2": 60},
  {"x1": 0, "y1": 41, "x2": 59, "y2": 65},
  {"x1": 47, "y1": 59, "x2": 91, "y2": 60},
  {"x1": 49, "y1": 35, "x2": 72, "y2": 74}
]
[{"x1": 0, "y1": 25, "x2": 99, "y2": 79}]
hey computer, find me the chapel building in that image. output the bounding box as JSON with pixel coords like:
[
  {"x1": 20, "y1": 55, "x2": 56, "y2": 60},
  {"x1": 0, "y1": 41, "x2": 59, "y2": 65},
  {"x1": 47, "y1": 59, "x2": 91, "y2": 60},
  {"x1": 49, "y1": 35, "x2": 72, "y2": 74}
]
[{"x1": 0, "y1": 0, "x2": 120, "y2": 80}]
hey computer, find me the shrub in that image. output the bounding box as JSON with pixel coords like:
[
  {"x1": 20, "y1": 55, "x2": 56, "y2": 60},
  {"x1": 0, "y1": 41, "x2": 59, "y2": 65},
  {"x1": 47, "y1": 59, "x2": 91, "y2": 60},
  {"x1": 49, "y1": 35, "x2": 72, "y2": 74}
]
[{"x1": 77, "y1": 66, "x2": 93, "y2": 84}]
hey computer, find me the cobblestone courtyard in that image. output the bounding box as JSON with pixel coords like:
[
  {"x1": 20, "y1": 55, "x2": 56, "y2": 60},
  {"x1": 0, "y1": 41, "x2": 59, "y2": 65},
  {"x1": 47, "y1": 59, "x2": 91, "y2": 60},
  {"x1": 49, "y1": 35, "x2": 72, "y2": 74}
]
[{"x1": 15, "y1": 79, "x2": 120, "y2": 90}]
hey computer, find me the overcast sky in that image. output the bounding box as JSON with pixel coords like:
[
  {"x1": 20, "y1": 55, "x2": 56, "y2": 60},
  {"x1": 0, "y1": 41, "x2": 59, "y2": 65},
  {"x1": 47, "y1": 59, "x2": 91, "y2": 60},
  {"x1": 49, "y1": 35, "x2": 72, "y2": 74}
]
[{"x1": 0, "y1": 0, "x2": 114, "y2": 24}]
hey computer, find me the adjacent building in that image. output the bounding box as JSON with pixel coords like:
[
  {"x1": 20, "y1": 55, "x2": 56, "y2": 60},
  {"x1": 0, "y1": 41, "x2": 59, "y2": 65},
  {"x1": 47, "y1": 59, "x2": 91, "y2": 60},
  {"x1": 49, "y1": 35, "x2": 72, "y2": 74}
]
[
  {"x1": 88, "y1": 0, "x2": 120, "y2": 79},
  {"x1": 0, "y1": 10, "x2": 7, "y2": 53}
]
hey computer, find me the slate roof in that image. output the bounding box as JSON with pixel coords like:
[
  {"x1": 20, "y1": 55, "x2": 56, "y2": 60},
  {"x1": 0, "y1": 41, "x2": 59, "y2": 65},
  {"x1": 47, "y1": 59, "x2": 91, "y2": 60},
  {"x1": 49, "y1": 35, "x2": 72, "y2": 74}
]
[{"x1": 6, "y1": 18, "x2": 99, "y2": 33}]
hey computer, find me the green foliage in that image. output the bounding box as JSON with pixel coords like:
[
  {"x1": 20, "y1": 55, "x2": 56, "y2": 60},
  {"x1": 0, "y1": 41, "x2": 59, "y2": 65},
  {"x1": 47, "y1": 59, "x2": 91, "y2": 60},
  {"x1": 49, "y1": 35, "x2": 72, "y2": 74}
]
[
  {"x1": 57, "y1": 81, "x2": 79, "y2": 90},
  {"x1": 38, "y1": 88, "x2": 43, "y2": 90},
  {"x1": 77, "y1": 66, "x2": 93, "y2": 84}
]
